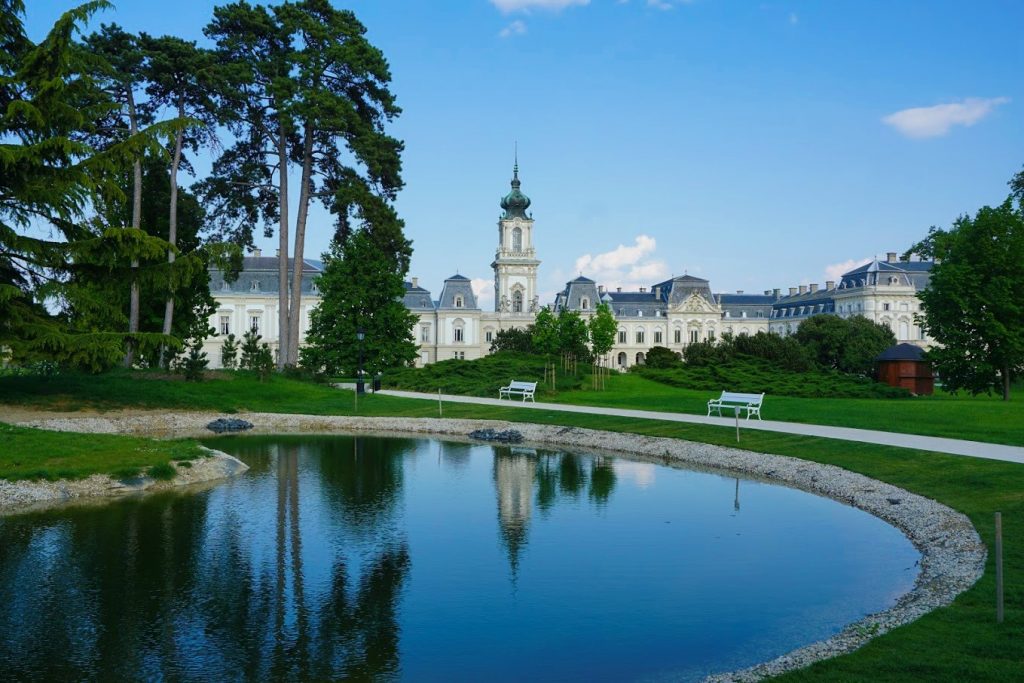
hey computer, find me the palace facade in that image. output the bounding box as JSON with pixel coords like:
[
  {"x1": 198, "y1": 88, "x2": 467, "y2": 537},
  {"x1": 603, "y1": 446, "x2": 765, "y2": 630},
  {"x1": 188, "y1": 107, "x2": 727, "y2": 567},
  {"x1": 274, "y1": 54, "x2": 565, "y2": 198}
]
[{"x1": 203, "y1": 164, "x2": 934, "y2": 368}]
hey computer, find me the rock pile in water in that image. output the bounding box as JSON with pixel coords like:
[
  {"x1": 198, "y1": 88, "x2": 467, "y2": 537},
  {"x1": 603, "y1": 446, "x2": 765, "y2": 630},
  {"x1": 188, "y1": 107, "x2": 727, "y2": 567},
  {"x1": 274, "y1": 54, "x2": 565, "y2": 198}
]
[
  {"x1": 206, "y1": 418, "x2": 254, "y2": 433},
  {"x1": 468, "y1": 428, "x2": 524, "y2": 443}
]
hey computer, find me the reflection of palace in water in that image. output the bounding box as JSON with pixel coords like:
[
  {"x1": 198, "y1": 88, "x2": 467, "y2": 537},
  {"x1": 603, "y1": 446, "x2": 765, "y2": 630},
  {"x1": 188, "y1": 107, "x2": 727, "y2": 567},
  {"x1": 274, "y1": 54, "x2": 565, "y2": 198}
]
[{"x1": 493, "y1": 449, "x2": 536, "y2": 575}]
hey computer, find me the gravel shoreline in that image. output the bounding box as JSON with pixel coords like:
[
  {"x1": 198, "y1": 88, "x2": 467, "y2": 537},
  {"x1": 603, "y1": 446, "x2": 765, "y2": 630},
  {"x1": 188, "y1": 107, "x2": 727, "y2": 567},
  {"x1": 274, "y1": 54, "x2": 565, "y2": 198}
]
[{"x1": 5, "y1": 411, "x2": 986, "y2": 681}]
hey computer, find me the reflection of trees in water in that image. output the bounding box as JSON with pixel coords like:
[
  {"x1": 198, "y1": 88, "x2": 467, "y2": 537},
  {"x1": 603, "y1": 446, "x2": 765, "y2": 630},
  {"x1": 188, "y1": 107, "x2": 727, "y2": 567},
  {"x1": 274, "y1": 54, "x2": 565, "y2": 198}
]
[
  {"x1": 494, "y1": 449, "x2": 618, "y2": 578},
  {"x1": 0, "y1": 436, "x2": 413, "y2": 680}
]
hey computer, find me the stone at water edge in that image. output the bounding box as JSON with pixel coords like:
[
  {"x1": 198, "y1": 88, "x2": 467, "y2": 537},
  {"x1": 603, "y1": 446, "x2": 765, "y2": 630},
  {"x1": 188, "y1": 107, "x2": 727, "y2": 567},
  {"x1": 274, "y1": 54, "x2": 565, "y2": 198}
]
[
  {"x1": 468, "y1": 428, "x2": 524, "y2": 444},
  {"x1": 206, "y1": 418, "x2": 254, "y2": 433}
]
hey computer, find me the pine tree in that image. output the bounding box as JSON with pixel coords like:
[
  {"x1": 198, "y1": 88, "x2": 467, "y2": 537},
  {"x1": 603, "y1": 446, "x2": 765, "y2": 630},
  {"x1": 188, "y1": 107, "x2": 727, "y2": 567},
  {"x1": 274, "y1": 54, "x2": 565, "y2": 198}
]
[
  {"x1": 220, "y1": 333, "x2": 239, "y2": 369},
  {"x1": 239, "y1": 328, "x2": 264, "y2": 371}
]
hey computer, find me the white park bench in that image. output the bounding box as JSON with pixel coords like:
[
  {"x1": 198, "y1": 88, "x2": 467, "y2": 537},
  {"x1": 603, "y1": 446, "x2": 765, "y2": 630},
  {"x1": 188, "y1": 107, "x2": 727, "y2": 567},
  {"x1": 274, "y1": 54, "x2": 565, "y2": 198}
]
[
  {"x1": 707, "y1": 391, "x2": 765, "y2": 420},
  {"x1": 499, "y1": 380, "x2": 537, "y2": 402}
]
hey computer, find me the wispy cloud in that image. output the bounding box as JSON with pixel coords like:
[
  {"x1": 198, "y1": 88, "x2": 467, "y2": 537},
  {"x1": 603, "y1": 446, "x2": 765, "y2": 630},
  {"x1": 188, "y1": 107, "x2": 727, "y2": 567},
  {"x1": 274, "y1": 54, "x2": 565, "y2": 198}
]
[
  {"x1": 646, "y1": 0, "x2": 695, "y2": 9},
  {"x1": 573, "y1": 234, "x2": 670, "y2": 291},
  {"x1": 471, "y1": 278, "x2": 494, "y2": 310},
  {"x1": 824, "y1": 257, "x2": 871, "y2": 282},
  {"x1": 882, "y1": 97, "x2": 1010, "y2": 139},
  {"x1": 788, "y1": 12, "x2": 799, "y2": 25},
  {"x1": 490, "y1": 0, "x2": 589, "y2": 13},
  {"x1": 499, "y1": 20, "x2": 527, "y2": 38}
]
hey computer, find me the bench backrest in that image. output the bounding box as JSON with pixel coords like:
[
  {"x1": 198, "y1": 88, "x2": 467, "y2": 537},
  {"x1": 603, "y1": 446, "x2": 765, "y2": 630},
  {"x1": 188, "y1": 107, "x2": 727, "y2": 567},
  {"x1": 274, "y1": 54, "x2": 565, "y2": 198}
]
[
  {"x1": 508, "y1": 381, "x2": 537, "y2": 390},
  {"x1": 718, "y1": 391, "x2": 764, "y2": 405}
]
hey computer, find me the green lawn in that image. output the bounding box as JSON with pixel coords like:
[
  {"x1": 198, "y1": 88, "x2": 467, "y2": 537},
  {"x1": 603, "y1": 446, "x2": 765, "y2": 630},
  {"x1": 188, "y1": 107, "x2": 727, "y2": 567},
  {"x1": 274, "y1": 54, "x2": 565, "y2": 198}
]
[
  {"x1": 0, "y1": 370, "x2": 1022, "y2": 679},
  {"x1": 0, "y1": 422, "x2": 205, "y2": 481}
]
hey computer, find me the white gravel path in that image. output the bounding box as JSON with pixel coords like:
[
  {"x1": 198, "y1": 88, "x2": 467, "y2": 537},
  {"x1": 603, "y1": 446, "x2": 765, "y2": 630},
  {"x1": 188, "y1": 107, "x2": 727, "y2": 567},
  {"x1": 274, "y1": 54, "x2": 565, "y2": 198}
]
[{"x1": 2, "y1": 411, "x2": 987, "y2": 681}]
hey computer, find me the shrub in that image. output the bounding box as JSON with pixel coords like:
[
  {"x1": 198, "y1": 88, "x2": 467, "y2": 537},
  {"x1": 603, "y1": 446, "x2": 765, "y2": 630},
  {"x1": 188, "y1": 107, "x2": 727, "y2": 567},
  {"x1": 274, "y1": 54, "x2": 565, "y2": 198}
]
[
  {"x1": 148, "y1": 463, "x2": 177, "y2": 481},
  {"x1": 645, "y1": 346, "x2": 680, "y2": 369}
]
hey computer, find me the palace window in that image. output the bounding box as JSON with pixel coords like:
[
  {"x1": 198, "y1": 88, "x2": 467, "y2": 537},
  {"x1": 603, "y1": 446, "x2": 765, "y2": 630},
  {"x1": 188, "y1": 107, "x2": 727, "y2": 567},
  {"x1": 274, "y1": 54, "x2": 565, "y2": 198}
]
[
  {"x1": 690, "y1": 329, "x2": 699, "y2": 343},
  {"x1": 453, "y1": 351, "x2": 465, "y2": 360},
  {"x1": 250, "y1": 280, "x2": 259, "y2": 292},
  {"x1": 454, "y1": 327, "x2": 464, "y2": 343},
  {"x1": 635, "y1": 330, "x2": 645, "y2": 344},
  {"x1": 674, "y1": 329, "x2": 682, "y2": 344},
  {"x1": 486, "y1": 330, "x2": 493, "y2": 343},
  {"x1": 580, "y1": 297, "x2": 589, "y2": 310},
  {"x1": 250, "y1": 316, "x2": 260, "y2": 333},
  {"x1": 618, "y1": 330, "x2": 627, "y2": 344},
  {"x1": 883, "y1": 303, "x2": 891, "y2": 311},
  {"x1": 707, "y1": 330, "x2": 716, "y2": 342},
  {"x1": 421, "y1": 325, "x2": 431, "y2": 342},
  {"x1": 454, "y1": 296, "x2": 463, "y2": 308},
  {"x1": 512, "y1": 290, "x2": 523, "y2": 313},
  {"x1": 512, "y1": 227, "x2": 523, "y2": 252},
  {"x1": 220, "y1": 316, "x2": 230, "y2": 336},
  {"x1": 654, "y1": 330, "x2": 662, "y2": 344}
]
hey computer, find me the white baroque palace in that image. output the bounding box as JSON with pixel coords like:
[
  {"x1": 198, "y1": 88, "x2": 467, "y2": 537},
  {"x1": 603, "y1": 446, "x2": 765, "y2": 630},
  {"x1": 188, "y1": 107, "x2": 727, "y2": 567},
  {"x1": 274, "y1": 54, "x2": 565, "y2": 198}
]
[{"x1": 204, "y1": 163, "x2": 934, "y2": 369}]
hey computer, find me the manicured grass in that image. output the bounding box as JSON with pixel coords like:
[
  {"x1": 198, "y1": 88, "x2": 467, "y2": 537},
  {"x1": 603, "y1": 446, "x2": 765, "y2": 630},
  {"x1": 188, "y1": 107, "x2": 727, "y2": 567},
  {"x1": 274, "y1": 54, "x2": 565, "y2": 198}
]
[
  {"x1": 0, "y1": 369, "x2": 1021, "y2": 678},
  {"x1": 0, "y1": 423, "x2": 205, "y2": 481}
]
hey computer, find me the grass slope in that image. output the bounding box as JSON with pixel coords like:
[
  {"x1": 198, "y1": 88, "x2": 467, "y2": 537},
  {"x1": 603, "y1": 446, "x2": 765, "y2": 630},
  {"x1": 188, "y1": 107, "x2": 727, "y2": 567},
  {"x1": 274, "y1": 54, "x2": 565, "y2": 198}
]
[
  {"x1": 0, "y1": 423, "x2": 204, "y2": 481},
  {"x1": 0, "y1": 371, "x2": 1021, "y2": 678}
]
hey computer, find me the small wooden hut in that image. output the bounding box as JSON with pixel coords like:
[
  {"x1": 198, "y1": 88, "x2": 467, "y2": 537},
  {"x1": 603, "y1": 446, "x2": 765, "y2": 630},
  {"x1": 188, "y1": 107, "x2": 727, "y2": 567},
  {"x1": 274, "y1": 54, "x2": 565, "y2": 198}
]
[{"x1": 876, "y1": 343, "x2": 934, "y2": 395}]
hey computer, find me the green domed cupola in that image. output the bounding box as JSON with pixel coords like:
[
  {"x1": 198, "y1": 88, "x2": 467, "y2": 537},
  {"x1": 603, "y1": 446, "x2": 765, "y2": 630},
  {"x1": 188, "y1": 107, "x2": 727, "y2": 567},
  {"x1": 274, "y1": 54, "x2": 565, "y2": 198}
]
[{"x1": 500, "y1": 162, "x2": 531, "y2": 219}]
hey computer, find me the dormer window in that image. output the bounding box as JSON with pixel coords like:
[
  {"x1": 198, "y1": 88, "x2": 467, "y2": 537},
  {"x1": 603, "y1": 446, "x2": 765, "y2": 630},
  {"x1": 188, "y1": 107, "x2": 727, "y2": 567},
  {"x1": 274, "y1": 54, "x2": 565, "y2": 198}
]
[
  {"x1": 580, "y1": 297, "x2": 589, "y2": 310},
  {"x1": 454, "y1": 296, "x2": 463, "y2": 308},
  {"x1": 250, "y1": 280, "x2": 259, "y2": 292}
]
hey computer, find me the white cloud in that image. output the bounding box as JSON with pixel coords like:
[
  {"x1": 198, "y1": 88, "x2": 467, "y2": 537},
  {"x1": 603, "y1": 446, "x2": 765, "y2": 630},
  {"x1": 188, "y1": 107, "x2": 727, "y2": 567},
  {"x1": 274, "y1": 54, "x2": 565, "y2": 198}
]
[
  {"x1": 882, "y1": 97, "x2": 1010, "y2": 139},
  {"x1": 824, "y1": 257, "x2": 871, "y2": 282},
  {"x1": 471, "y1": 277, "x2": 495, "y2": 310},
  {"x1": 491, "y1": 0, "x2": 589, "y2": 13},
  {"x1": 613, "y1": 461, "x2": 656, "y2": 489},
  {"x1": 574, "y1": 234, "x2": 670, "y2": 291},
  {"x1": 647, "y1": 0, "x2": 673, "y2": 9},
  {"x1": 498, "y1": 20, "x2": 527, "y2": 37}
]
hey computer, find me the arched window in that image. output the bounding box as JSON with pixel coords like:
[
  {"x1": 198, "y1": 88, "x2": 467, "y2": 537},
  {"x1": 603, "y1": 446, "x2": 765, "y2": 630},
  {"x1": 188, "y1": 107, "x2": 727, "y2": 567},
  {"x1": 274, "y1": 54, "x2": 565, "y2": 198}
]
[
  {"x1": 618, "y1": 329, "x2": 626, "y2": 344},
  {"x1": 454, "y1": 295, "x2": 463, "y2": 308},
  {"x1": 617, "y1": 352, "x2": 627, "y2": 368},
  {"x1": 512, "y1": 227, "x2": 523, "y2": 252},
  {"x1": 453, "y1": 319, "x2": 465, "y2": 343},
  {"x1": 580, "y1": 297, "x2": 589, "y2": 310},
  {"x1": 636, "y1": 352, "x2": 645, "y2": 365},
  {"x1": 512, "y1": 290, "x2": 523, "y2": 313},
  {"x1": 899, "y1": 320, "x2": 909, "y2": 340}
]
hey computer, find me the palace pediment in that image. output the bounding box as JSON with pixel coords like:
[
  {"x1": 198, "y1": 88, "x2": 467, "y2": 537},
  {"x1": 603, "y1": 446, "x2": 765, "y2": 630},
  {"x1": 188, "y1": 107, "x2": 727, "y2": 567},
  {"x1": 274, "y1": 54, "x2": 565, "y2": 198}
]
[{"x1": 672, "y1": 293, "x2": 718, "y2": 314}]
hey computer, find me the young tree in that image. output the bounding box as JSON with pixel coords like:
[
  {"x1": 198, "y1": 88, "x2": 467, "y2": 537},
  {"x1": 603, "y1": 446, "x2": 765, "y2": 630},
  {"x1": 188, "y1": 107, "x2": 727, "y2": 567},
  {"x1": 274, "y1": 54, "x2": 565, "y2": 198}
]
[
  {"x1": 221, "y1": 333, "x2": 239, "y2": 369},
  {"x1": 239, "y1": 327, "x2": 264, "y2": 370},
  {"x1": 300, "y1": 227, "x2": 417, "y2": 376},
  {"x1": 557, "y1": 309, "x2": 591, "y2": 369},
  {"x1": 911, "y1": 197, "x2": 1024, "y2": 400},
  {"x1": 588, "y1": 302, "x2": 617, "y2": 390},
  {"x1": 201, "y1": 0, "x2": 403, "y2": 368},
  {"x1": 531, "y1": 307, "x2": 559, "y2": 388}
]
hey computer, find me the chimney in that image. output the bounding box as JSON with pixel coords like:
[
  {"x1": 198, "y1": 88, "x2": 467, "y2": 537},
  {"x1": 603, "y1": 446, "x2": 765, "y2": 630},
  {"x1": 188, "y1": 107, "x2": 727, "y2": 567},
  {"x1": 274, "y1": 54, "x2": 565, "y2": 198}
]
[
  {"x1": 887, "y1": 252, "x2": 897, "y2": 263},
  {"x1": 412, "y1": 277, "x2": 419, "y2": 288},
  {"x1": 598, "y1": 285, "x2": 604, "y2": 293},
  {"x1": 773, "y1": 288, "x2": 780, "y2": 298},
  {"x1": 789, "y1": 287, "x2": 798, "y2": 296},
  {"x1": 764, "y1": 290, "x2": 772, "y2": 296},
  {"x1": 251, "y1": 248, "x2": 261, "y2": 257},
  {"x1": 617, "y1": 287, "x2": 622, "y2": 293},
  {"x1": 653, "y1": 286, "x2": 660, "y2": 298},
  {"x1": 275, "y1": 248, "x2": 280, "y2": 258},
  {"x1": 736, "y1": 290, "x2": 743, "y2": 294},
  {"x1": 639, "y1": 287, "x2": 646, "y2": 293},
  {"x1": 826, "y1": 280, "x2": 835, "y2": 290},
  {"x1": 809, "y1": 283, "x2": 818, "y2": 293},
  {"x1": 798, "y1": 285, "x2": 808, "y2": 295}
]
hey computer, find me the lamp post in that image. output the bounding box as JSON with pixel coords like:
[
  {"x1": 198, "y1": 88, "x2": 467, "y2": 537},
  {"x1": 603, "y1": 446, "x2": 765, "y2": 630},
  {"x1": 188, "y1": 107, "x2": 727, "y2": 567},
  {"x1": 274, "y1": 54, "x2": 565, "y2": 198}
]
[{"x1": 356, "y1": 327, "x2": 365, "y2": 395}]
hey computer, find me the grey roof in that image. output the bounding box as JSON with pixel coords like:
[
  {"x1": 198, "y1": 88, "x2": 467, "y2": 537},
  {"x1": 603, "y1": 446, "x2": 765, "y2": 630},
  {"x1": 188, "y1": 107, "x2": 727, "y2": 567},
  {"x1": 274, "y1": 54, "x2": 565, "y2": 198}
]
[
  {"x1": 438, "y1": 275, "x2": 479, "y2": 310},
  {"x1": 403, "y1": 281, "x2": 435, "y2": 310},
  {"x1": 716, "y1": 294, "x2": 775, "y2": 305},
  {"x1": 211, "y1": 256, "x2": 322, "y2": 296},
  {"x1": 556, "y1": 277, "x2": 601, "y2": 312},
  {"x1": 876, "y1": 343, "x2": 926, "y2": 361},
  {"x1": 839, "y1": 258, "x2": 933, "y2": 290},
  {"x1": 653, "y1": 276, "x2": 714, "y2": 306}
]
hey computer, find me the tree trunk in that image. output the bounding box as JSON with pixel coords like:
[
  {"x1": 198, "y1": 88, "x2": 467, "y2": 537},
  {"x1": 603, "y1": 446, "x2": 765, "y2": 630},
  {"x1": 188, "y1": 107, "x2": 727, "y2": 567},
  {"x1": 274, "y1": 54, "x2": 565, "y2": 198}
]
[
  {"x1": 1003, "y1": 362, "x2": 1011, "y2": 401},
  {"x1": 124, "y1": 91, "x2": 142, "y2": 368},
  {"x1": 287, "y1": 121, "x2": 314, "y2": 367},
  {"x1": 161, "y1": 102, "x2": 185, "y2": 366},
  {"x1": 276, "y1": 126, "x2": 290, "y2": 370}
]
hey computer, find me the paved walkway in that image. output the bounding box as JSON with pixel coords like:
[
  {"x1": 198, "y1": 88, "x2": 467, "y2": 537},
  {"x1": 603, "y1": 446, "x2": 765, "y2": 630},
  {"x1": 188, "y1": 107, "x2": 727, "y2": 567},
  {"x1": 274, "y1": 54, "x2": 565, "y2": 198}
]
[{"x1": 377, "y1": 389, "x2": 1024, "y2": 465}]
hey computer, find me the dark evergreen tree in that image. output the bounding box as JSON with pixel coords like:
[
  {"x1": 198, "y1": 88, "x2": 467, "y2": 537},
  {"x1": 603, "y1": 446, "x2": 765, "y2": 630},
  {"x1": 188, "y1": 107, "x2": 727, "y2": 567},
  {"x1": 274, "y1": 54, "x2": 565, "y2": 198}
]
[
  {"x1": 221, "y1": 333, "x2": 239, "y2": 369},
  {"x1": 300, "y1": 227, "x2": 416, "y2": 376}
]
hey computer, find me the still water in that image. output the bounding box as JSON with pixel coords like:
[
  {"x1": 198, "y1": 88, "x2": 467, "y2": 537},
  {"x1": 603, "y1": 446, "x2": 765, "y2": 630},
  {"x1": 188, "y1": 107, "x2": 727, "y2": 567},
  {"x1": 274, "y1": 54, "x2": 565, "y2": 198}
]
[{"x1": 0, "y1": 435, "x2": 918, "y2": 682}]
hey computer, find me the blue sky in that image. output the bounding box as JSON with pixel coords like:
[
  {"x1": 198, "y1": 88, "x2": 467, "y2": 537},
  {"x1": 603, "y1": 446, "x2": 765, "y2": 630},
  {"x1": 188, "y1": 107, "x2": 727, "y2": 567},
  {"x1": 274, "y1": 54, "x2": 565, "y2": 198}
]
[{"x1": 26, "y1": 0, "x2": 1024, "y2": 308}]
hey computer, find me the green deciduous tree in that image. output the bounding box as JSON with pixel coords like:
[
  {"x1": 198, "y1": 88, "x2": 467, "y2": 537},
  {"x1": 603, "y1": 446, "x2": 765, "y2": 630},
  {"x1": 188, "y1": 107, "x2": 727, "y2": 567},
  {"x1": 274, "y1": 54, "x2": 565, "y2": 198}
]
[
  {"x1": 201, "y1": 0, "x2": 403, "y2": 368},
  {"x1": 794, "y1": 314, "x2": 895, "y2": 377},
  {"x1": 911, "y1": 196, "x2": 1024, "y2": 400},
  {"x1": 557, "y1": 309, "x2": 590, "y2": 367},
  {"x1": 489, "y1": 327, "x2": 533, "y2": 354},
  {"x1": 300, "y1": 226, "x2": 416, "y2": 376},
  {"x1": 588, "y1": 302, "x2": 617, "y2": 364}
]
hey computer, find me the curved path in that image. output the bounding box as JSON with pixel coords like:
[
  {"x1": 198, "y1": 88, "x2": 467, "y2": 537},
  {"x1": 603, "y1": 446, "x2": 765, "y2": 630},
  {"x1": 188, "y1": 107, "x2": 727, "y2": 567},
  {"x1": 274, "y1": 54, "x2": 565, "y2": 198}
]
[{"x1": 378, "y1": 389, "x2": 1024, "y2": 464}]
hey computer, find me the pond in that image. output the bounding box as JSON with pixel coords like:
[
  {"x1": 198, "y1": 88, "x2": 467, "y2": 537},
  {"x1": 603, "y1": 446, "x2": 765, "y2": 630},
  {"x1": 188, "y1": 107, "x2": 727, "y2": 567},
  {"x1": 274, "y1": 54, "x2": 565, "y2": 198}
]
[{"x1": 0, "y1": 435, "x2": 919, "y2": 681}]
